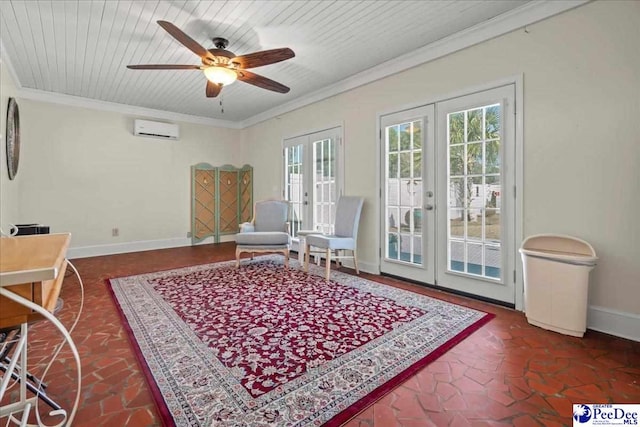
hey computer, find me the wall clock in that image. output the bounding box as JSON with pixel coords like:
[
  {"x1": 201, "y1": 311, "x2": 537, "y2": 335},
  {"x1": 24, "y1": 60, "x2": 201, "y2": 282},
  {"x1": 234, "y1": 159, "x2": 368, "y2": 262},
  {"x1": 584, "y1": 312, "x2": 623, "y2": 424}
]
[{"x1": 5, "y1": 98, "x2": 20, "y2": 180}]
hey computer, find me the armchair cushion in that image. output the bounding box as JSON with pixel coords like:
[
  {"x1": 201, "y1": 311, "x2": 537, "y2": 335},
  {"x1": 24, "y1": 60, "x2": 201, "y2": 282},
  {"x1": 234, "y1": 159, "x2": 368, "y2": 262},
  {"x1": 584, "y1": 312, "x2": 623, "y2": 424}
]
[
  {"x1": 235, "y1": 231, "x2": 290, "y2": 246},
  {"x1": 305, "y1": 234, "x2": 356, "y2": 250}
]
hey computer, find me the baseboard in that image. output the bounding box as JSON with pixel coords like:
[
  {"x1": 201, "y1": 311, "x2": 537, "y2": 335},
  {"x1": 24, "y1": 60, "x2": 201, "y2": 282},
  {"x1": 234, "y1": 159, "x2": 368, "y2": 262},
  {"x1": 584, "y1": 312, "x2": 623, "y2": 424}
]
[
  {"x1": 587, "y1": 305, "x2": 640, "y2": 342},
  {"x1": 67, "y1": 237, "x2": 193, "y2": 259}
]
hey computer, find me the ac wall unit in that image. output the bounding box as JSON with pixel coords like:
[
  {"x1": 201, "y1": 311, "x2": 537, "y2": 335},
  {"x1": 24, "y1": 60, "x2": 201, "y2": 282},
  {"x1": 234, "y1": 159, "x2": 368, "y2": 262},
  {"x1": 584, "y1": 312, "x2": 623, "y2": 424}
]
[{"x1": 133, "y1": 119, "x2": 179, "y2": 140}]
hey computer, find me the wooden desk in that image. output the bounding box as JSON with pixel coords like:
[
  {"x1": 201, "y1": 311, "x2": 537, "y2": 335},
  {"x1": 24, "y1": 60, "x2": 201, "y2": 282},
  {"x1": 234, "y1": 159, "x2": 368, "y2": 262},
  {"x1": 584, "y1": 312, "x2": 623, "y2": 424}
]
[{"x1": 0, "y1": 233, "x2": 71, "y2": 329}]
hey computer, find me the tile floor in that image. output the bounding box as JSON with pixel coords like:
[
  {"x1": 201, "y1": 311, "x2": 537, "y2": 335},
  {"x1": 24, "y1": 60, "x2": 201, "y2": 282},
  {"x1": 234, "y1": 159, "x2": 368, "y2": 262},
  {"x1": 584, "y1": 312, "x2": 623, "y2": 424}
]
[{"x1": 3, "y1": 242, "x2": 639, "y2": 426}]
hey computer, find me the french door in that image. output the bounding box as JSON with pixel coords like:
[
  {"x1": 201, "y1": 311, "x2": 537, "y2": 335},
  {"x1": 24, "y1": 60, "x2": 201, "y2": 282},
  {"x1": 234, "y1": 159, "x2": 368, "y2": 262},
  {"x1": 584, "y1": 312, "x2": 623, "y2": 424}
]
[
  {"x1": 380, "y1": 106, "x2": 436, "y2": 284},
  {"x1": 381, "y1": 85, "x2": 516, "y2": 304},
  {"x1": 284, "y1": 127, "x2": 343, "y2": 241}
]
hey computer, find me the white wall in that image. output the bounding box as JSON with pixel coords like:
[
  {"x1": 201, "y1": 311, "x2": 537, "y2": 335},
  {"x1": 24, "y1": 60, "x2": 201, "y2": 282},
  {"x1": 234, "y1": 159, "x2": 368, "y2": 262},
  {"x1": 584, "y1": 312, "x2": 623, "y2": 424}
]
[
  {"x1": 241, "y1": 1, "x2": 640, "y2": 316},
  {"x1": 0, "y1": 62, "x2": 20, "y2": 233},
  {"x1": 10, "y1": 99, "x2": 240, "y2": 248}
]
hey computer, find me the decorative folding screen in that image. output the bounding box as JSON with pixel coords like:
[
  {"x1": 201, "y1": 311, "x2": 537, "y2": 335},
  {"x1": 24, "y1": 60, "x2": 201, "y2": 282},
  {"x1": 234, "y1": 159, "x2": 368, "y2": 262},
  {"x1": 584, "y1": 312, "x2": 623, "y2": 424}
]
[{"x1": 191, "y1": 163, "x2": 253, "y2": 244}]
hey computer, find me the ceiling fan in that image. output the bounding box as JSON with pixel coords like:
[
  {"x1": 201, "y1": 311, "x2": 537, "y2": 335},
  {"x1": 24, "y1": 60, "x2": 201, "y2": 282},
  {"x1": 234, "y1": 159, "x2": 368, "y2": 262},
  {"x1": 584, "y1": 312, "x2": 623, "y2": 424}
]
[{"x1": 127, "y1": 21, "x2": 295, "y2": 98}]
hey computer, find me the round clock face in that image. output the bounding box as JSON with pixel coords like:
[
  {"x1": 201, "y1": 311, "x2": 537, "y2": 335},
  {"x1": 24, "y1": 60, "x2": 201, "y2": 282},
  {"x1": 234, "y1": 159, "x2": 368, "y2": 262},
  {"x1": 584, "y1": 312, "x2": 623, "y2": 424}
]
[{"x1": 6, "y1": 98, "x2": 20, "y2": 180}]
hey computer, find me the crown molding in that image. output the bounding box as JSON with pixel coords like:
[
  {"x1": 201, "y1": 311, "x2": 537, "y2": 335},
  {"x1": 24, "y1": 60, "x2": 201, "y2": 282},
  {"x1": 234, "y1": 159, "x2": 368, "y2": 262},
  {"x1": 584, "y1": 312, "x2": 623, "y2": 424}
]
[
  {"x1": 13, "y1": 87, "x2": 243, "y2": 129},
  {"x1": 239, "y1": 0, "x2": 588, "y2": 128}
]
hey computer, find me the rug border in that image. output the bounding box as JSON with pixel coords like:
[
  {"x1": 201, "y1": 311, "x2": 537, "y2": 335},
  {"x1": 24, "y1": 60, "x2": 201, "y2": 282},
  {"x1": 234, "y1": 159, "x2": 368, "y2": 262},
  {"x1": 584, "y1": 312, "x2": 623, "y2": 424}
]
[
  {"x1": 106, "y1": 261, "x2": 496, "y2": 427},
  {"x1": 105, "y1": 278, "x2": 176, "y2": 427},
  {"x1": 325, "y1": 311, "x2": 495, "y2": 427}
]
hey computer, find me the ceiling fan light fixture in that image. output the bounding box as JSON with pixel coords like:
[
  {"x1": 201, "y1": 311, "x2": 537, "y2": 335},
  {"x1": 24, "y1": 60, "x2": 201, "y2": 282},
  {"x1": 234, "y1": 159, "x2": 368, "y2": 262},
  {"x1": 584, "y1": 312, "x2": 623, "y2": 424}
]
[{"x1": 204, "y1": 66, "x2": 237, "y2": 86}]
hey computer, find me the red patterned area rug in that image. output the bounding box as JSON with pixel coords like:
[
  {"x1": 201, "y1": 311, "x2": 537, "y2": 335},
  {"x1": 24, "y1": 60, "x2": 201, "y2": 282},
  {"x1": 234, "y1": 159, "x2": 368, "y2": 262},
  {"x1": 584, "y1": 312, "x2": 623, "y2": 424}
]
[{"x1": 107, "y1": 257, "x2": 494, "y2": 426}]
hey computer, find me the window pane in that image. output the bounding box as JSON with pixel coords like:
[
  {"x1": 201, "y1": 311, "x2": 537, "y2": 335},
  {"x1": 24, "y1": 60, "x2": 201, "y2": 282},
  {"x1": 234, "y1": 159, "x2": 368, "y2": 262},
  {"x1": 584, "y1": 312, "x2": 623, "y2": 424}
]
[
  {"x1": 400, "y1": 152, "x2": 411, "y2": 178},
  {"x1": 450, "y1": 241, "x2": 464, "y2": 272},
  {"x1": 400, "y1": 123, "x2": 411, "y2": 150},
  {"x1": 467, "y1": 143, "x2": 483, "y2": 175},
  {"x1": 413, "y1": 151, "x2": 422, "y2": 178},
  {"x1": 400, "y1": 233, "x2": 412, "y2": 262},
  {"x1": 400, "y1": 179, "x2": 413, "y2": 207},
  {"x1": 449, "y1": 112, "x2": 464, "y2": 144},
  {"x1": 466, "y1": 243, "x2": 483, "y2": 275},
  {"x1": 449, "y1": 145, "x2": 464, "y2": 176},
  {"x1": 413, "y1": 235, "x2": 422, "y2": 264},
  {"x1": 486, "y1": 209, "x2": 500, "y2": 241},
  {"x1": 485, "y1": 105, "x2": 500, "y2": 140},
  {"x1": 387, "y1": 179, "x2": 399, "y2": 205},
  {"x1": 413, "y1": 121, "x2": 422, "y2": 149},
  {"x1": 388, "y1": 153, "x2": 398, "y2": 178},
  {"x1": 486, "y1": 175, "x2": 500, "y2": 209},
  {"x1": 388, "y1": 126, "x2": 398, "y2": 152},
  {"x1": 449, "y1": 209, "x2": 464, "y2": 238},
  {"x1": 485, "y1": 245, "x2": 501, "y2": 279},
  {"x1": 412, "y1": 208, "x2": 422, "y2": 233},
  {"x1": 449, "y1": 178, "x2": 464, "y2": 208},
  {"x1": 387, "y1": 208, "x2": 399, "y2": 233},
  {"x1": 486, "y1": 140, "x2": 500, "y2": 174},
  {"x1": 387, "y1": 233, "x2": 399, "y2": 259},
  {"x1": 468, "y1": 176, "x2": 483, "y2": 208},
  {"x1": 467, "y1": 109, "x2": 482, "y2": 142},
  {"x1": 467, "y1": 209, "x2": 482, "y2": 241},
  {"x1": 400, "y1": 208, "x2": 411, "y2": 233}
]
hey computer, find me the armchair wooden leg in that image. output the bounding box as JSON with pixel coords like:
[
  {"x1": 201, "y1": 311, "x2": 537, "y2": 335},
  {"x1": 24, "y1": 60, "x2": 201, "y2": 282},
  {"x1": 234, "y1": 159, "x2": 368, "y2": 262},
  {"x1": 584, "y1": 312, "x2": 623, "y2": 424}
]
[
  {"x1": 353, "y1": 249, "x2": 360, "y2": 275},
  {"x1": 325, "y1": 248, "x2": 331, "y2": 280},
  {"x1": 334, "y1": 250, "x2": 341, "y2": 267},
  {"x1": 235, "y1": 247, "x2": 241, "y2": 268},
  {"x1": 299, "y1": 237, "x2": 306, "y2": 264},
  {"x1": 304, "y1": 244, "x2": 310, "y2": 272},
  {"x1": 284, "y1": 248, "x2": 289, "y2": 269}
]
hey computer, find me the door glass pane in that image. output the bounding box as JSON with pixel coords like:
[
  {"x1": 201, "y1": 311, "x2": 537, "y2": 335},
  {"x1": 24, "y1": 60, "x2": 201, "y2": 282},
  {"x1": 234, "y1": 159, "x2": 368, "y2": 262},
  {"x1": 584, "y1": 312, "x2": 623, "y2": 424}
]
[
  {"x1": 450, "y1": 240, "x2": 464, "y2": 272},
  {"x1": 285, "y1": 145, "x2": 304, "y2": 237},
  {"x1": 449, "y1": 209, "x2": 464, "y2": 238},
  {"x1": 446, "y1": 103, "x2": 502, "y2": 280},
  {"x1": 449, "y1": 178, "x2": 464, "y2": 208},
  {"x1": 313, "y1": 138, "x2": 336, "y2": 234},
  {"x1": 384, "y1": 119, "x2": 423, "y2": 265},
  {"x1": 449, "y1": 112, "x2": 464, "y2": 144}
]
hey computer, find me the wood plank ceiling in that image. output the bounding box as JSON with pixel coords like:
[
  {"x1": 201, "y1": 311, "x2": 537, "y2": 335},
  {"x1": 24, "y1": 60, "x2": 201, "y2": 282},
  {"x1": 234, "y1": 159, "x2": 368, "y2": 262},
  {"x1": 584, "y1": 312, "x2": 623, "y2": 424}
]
[{"x1": 0, "y1": 1, "x2": 529, "y2": 122}]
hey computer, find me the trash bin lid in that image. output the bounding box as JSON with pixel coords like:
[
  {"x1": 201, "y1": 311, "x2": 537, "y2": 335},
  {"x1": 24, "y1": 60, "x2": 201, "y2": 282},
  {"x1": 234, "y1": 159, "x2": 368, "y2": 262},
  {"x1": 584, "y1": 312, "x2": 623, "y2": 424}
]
[{"x1": 519, "y1": 234, "x2": 597, "y2": 265}]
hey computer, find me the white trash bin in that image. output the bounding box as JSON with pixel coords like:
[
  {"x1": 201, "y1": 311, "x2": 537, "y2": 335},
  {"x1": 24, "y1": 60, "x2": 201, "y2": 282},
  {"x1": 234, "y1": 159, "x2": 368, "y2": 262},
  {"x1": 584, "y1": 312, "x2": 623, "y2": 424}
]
[{"x1": 519, "y1": 234, "x2": 597, "y2": 337}]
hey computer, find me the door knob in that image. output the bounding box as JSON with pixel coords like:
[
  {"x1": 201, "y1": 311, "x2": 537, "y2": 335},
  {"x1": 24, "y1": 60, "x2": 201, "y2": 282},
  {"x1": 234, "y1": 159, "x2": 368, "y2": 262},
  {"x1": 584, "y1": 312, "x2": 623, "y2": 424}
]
[{"x1": 425, "y1": 204, "x2": 434, "y2": 211}]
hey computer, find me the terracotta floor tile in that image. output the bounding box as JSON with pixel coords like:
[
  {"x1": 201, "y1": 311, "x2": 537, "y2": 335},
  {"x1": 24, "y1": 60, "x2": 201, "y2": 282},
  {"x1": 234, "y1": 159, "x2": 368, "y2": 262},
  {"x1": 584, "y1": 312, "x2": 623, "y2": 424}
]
[{"x1": 1, "y1": 242, "x2": 638, "y2": 426}]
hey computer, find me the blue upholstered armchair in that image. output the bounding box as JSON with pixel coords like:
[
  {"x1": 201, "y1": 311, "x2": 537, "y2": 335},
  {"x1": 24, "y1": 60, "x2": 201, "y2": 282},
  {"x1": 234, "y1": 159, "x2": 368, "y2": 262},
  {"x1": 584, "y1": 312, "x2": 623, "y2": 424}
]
[
  {"x1": 304, "y1": 196, "x2": 364, "y2": 280},
  {"x1": 235, "y1": 200, "x2": 291, "y2": 267}
]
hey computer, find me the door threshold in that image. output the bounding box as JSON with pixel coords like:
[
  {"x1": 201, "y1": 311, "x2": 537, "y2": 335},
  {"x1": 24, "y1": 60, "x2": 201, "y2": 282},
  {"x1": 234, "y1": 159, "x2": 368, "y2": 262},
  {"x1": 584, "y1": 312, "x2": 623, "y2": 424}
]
[{"x1": 380, "y1": 272, "x2": 516, "y2": 309}]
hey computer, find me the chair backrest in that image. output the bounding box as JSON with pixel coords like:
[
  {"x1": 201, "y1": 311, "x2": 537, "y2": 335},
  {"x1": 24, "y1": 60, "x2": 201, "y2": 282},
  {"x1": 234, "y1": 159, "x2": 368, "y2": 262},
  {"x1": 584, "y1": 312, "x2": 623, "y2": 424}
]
[
  {"x1": 334, "y1": 196, "x2": 364, "y2": 238},
  {"x1": 254, "y1": 200, "x2": 289, "y2": 232}
]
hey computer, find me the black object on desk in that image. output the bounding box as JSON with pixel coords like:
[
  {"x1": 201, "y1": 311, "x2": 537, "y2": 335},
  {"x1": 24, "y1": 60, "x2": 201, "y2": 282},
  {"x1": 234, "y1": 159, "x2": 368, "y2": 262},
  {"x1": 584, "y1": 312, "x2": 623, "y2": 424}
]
[{"x1": 10, "y1": 224, "x2": 50, "y2": 235}]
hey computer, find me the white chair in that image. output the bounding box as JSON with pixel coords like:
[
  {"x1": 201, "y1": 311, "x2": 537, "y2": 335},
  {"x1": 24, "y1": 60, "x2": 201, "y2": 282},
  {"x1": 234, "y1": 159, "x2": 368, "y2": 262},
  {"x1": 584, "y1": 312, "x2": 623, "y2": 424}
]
[
  {"x1": 235, "y1": 200, "x2": 291, "y2": 267},
  {"x1": 304, "y1": 196, "x2": 364, "y2": 280}
]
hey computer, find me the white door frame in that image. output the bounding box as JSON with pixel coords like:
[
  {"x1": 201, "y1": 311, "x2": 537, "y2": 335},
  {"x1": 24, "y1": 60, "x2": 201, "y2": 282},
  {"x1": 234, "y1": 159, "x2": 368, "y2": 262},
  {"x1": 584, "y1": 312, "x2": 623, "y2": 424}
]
[{"x1": 375, "y1": 76, "x2": 524, "y2": 310}]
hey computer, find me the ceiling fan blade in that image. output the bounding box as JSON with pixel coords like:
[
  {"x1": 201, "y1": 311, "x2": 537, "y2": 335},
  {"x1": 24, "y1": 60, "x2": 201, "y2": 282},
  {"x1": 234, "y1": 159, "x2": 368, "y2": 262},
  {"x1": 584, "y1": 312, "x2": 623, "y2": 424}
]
[
  {"x1": 157, "y1": 20, "x2": 213, "y2": 60},
  {"x1": 237, "y1": 70, "x2": 290, "y2": 93},
  {"x1": 231, "y1": 48, "x2": 295, "y2": 69},
  {"x1": 206, "y1": 81, "x2": 222, "y2": 98},
  {"x1": 127, "y1": 64, "x2": 201, "y2": 70}
]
